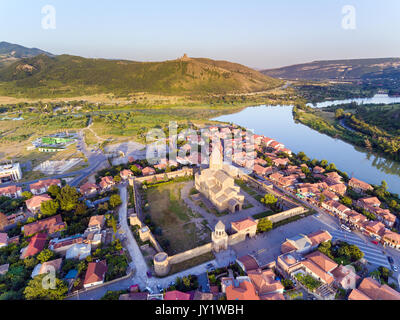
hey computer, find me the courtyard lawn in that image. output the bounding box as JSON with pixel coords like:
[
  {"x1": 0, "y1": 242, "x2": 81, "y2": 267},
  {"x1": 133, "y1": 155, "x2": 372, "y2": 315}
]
[{"x1": 145, "y1": 181, "x2": 211, "y2": 255}]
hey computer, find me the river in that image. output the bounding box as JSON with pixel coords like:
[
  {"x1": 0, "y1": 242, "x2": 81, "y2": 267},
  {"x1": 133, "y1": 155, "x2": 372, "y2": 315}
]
[{"x1": 213, "y1": 95, "x2": 400, "y2": 195}]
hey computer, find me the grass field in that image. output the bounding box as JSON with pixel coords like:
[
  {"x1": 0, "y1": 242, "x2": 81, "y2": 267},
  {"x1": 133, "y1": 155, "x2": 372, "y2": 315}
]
[{"x1": 145, "y1": 181, "x2": 211, "y2": 255}]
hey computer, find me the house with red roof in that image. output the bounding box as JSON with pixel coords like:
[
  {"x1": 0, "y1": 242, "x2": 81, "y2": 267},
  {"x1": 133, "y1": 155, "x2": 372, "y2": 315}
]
[
  {"x1": 120, "y1": 169, "x2": 133, "y2": 180},
  {"x1": 25, "y1": 194, "x2": 52, "y2": 214},
  {"x1": 21, "y1": 233, "x2": 47, "y2": 259},
  {"x1": 84, "y1": 260, "x2": 107, "y2": 288},
  {"x1": 247, "y1": 269, "x2": 285, "y2": 300},
  {"x1": 142, "y1": 167, "x2": 156, "y2": 176},
  {"x1": 164, "y1": 290, "x2": 191, "y2": 300},
  {"x1": 349, "y1": 177, "x2": 373, "y2": 194},
  {"x1": 225, "y1": 277, "x2": 260, "y2": 300},
  {"x1": 349, "y1": 277, "x2": 400, "y2": 300},
  {"x1": 0, "y1": 185, "x2": 22, "y2": 198},
  {"x1": 79, "y1": 182, "x2": 98, "y2": 197},
  {"x1": 99, "y1": 176, "x2": 115, "y2": 190},
  {"x1": 29, "y1": 179, "x2": 61, "y2": 195},
  {"x1": 23, "y1": 214, "x2": 66, "y2": 236},
  {"x1": 0, "y1": 233, "x2": 8, "y2": 248}
]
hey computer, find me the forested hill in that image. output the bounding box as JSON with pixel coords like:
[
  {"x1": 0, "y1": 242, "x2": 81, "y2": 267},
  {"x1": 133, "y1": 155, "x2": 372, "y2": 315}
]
[{"x1": 0, "y1": 53, "x2": 282, "y2": 98}]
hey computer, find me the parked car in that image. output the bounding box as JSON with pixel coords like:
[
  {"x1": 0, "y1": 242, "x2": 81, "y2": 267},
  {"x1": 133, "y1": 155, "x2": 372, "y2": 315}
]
[
  {"x1": 157, "y1": 285, "x2": 163, "y2": 293},
  {"x1": 371, "y1": 240, "x2": 379, "y2": 245},
  {"x1": 144, "y1": 287, "x2": 153, "y2": 294},
  {"x1": 388, "y1": 256, "x2": 394, "y2": 264},
  {"x1": 393, "y1": 265, "x2": 398, "y2": 272},
  {"x1": 341, "y1": 224, "x2": 351, "y2": 233},
  {"x1": 146, "y1": 271, "x2": 152, "y2": 278}
]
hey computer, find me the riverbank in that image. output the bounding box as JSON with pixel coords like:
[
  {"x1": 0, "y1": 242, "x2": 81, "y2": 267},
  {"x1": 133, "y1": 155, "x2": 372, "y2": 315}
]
[
  {"x1": 213, "y1": 103, "x2": 400, "y2": 195},
  {"x1": 292, "y1": 104, "x2": 400, "y2": 162}
]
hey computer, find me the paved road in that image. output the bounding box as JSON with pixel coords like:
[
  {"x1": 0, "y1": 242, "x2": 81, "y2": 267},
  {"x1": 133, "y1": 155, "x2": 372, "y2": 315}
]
[{"x1": 68, "y1": 184, "x2": 223, "y2": 300}]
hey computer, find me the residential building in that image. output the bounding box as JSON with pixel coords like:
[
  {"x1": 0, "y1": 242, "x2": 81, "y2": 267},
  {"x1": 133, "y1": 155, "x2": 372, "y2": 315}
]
[
  {"x1": 382, "y1": 230, "x2": 400, "y2": 249},
  {"x1": 0, "y1": 233, "x2": 8, "y2": 248},
  {"x1": 99, "y1": 176, "x2": 115, "y2": 190},
  {"x1": 79, "y1": 182, "x2": 98, "y2": 197},
  {"x1": 120, "y1": 169, "x2": 133, "y2": 180},
  {"x1": 164, "y1": 290, "x2": 191, "y2": 300},
  {"x1": 225, "y1": 277, "x2": 260, "y2": 300},
  {"x1": 349, "y1": 178, "x2": 373, "y2": 194},
  {"x1": 87, "y1": 215, "x2": 105, "y2": 232},
  {"x1": 348, "y1": 277, "x2": 400, "y2": 300},
  {"x1": 21, "y1": 233, "x2": 47, "y2": 259},
  {"x1": 31, "y1": 258, "x2": 63, "y2": 278},
  {"x1": 29, "y1": 179, "x2": 61, "y2": 195},
  {"x1": 0, "y1": 185, "x2": 22, "y2": 198},
  {"x1": 25, "y1": 194, "x2": 52, "y2": 214},
  {"x1": 23, "y1": 214, "x2": 66, "y2": 236},
  {"x1": 49, "y1": 234, "x2": 84, "y2": 254},
  {"x1": 0, "y1": 162, "x2": 22, "y2": 182},
  {"x1": 247, "y1": 269, "x2": 285, "y2": 299},
  {"x1": 142, "y1": 167, "x2": 156, "y2": 176},
  {"x1": 281, "y1": 230, "x2": 332, "y2": 254},
  {"x1": 66, "y1": 243, "x2": 91, "y2": 260},
  {"x1": 83, "y1": 260, "x2": 107, "y2": 288}
]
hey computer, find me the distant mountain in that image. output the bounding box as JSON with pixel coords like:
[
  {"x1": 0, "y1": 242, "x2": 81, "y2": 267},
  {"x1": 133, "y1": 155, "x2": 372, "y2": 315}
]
[
  {"x1": 0, "y1": 42, "x2": 53, "y2": 58},
  {"x1": 0, "y1": 41, "x2": 53, "y2": 69},
  {"x1": 261, "y1": 58, "x2": 400, "y2": 81},
  {"x1": 0, "y1": 53, "x2": 282, "y2": 97}
]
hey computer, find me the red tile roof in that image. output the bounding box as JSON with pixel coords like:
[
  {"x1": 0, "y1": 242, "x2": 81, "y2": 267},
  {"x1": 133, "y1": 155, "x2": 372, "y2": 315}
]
[
  {"x1": 164, "y1": 290, "x2": 191, "y2": 300},
  {"x1": 84, "y1": 261, "x2": 107, "y2": 286},
  {"x1": 23, "y1": 214, "x2": 66, "y2": 236},
  {"x1": 23, "y1": 233, "x2": 47, "y2": 258},
  {"x1": 231, "y1": 218, "x2": 257, "y2": 232},
  {"x1": 29, "y1": 179, "x2": 61, "y2": 192},
  {"x1": 226, "y1": 280, "x2": 260, "y2": 300},
  {"x1": 25, "y1": 194, "x2": 52, "y2": 211}
]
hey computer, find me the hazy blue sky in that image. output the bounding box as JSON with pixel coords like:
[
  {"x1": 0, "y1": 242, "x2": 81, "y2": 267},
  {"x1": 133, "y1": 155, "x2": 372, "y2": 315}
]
[{"x1": 1, "y1": 0, "x2": 399, "y2": 68}]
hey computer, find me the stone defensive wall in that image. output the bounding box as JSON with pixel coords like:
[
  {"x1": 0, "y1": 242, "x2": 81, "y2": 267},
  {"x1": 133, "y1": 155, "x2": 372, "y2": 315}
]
[
  {"x1": 130, "y1": 167, "x2": 194, "y2": 185},
  {"x1": 266, "y1": 206, "x2": 308, "y2": 224},
  {"x1": 168, "y1": 243, "x2": 213, "y2": 265}
]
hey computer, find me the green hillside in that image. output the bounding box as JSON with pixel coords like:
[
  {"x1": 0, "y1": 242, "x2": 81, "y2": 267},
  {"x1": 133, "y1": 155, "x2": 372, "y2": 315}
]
[{"x1": 0, "y1": 54, "x2": 282, "y2": 98}]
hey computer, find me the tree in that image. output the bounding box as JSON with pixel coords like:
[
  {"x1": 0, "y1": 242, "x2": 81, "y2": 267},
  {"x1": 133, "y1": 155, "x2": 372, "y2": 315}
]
[
  {"x1": 341, "y1": 196, "x2": 353, "y2": 207},
  {"x1": 24, "y1": 274, "x2": 68, "y2": 300},
  {"x1": 22, "y1": 191, "x2": 33, "y2": 200},
  {"x1": 56, "y1": 185, "x2": 79, "y2": 211},
  {"x1": 47, "y1": 185, "x2": 61, "y2": 198},
  {"x1": 114, "y1": 175, "x2": 121, "y2": 183},
  {"x1": 75, "y1": 203, "x2": 87, "y2": 216},
  {"x1": 320, "y1": 160, "x2": 328, "y2": 168},
  {"x1": 261, "y1": 194, "x2": 278, "y2": 206},
  {"x1": 37, "y1": 249, "x2": 55, "y2": 263},
  {"x1": 326, "y1": 163, "x2": 337, "y2": 171},
  {"x1": 335, "y1": 108, "x2": 345, "y2": 119},
  {"x1": 109, "y1": 194, "x2": 122, "y2": 208},
  {"x1": 257, "y1": 218, "x2": 273, "y2": 233},
  {"x1": 40, "y1": 200, "x2": 60, "y2": 217}
]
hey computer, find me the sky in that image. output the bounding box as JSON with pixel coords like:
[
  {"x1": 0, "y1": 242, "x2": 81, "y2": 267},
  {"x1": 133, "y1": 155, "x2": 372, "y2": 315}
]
[{"x1": 1, "y1": 0, "x2": 399, "y2": 69}]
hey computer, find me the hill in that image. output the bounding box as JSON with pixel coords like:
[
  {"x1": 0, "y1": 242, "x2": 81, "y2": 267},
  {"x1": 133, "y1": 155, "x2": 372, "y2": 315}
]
[
  {"x1": 261, "y1": 58, "x2": 400, "y2": 81},
  {"x1": 0, "y1": 41, "x2": 53, "y2": 69},
  {"x1": 0, "y1": 53, "x2": 282, "y2": 98}
]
